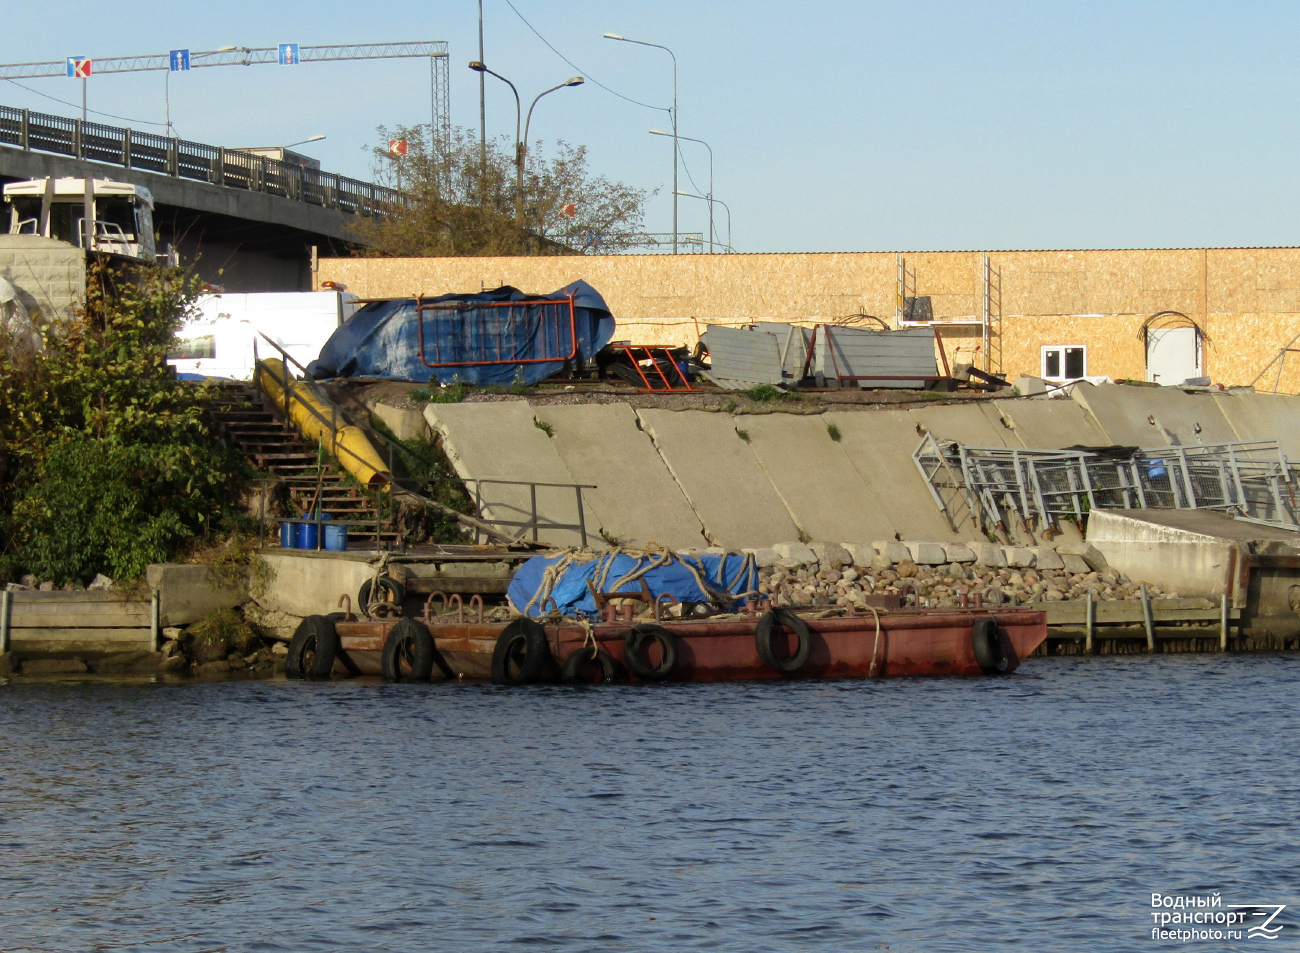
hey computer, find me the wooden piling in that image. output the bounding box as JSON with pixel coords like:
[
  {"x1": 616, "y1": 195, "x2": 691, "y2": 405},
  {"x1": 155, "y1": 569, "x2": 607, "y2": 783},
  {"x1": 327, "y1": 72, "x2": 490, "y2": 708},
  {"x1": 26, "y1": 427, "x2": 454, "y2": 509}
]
[
  {"x1": 150, "y1": 590, "x2": 161, "y2": 653},
  {"x1": 1085, "y1": 589, "x2": 1095, "y2": 654},
  {"x1": 1140, "y1": 583, "x2": 1156, "y2": 652},
  {"x1": 0, "y1": 588, "x2": 10, "y2": 654},
  {"x1": 1220, "y1": 594, "x2": 1230, "y2": 652}
]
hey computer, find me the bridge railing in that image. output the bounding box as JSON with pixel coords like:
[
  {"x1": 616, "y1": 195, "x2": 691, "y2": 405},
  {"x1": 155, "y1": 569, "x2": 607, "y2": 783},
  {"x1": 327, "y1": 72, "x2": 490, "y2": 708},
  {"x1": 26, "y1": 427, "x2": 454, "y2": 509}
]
[{"x1": 0, "y1": 104, "x2": 403, "y2": 216}]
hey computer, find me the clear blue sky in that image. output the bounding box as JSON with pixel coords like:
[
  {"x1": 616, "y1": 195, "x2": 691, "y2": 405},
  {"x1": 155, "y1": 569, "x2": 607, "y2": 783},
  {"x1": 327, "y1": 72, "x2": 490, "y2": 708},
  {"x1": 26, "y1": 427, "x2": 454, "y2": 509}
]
[{"x1": 5, "y1": 2, "x2": 1299, "y2": 252}]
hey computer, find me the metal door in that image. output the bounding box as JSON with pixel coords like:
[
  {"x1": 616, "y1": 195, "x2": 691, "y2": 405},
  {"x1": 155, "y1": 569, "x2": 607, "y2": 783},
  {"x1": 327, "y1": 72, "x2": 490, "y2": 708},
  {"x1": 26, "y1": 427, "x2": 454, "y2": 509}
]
[{"x1": 1146, "y1": 326, "x2": 1200, "y2": 384}]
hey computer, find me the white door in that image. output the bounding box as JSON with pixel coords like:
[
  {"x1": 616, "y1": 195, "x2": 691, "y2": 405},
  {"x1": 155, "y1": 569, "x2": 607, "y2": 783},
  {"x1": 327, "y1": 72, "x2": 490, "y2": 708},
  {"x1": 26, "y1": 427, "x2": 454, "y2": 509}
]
[{"x1": 1146, "y1": 327, "x2": 1200, "y2": 384}]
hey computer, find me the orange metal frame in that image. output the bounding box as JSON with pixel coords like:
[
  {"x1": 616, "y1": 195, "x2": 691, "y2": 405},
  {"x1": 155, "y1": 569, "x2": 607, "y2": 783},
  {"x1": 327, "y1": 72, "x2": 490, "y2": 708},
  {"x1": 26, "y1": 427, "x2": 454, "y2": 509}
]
[
  {"x1": 415, "y1": 293, "x2": 579, "y2": 368},
  {"x1": 612, "y1": 343, "x2": 696, "y2": 392}
]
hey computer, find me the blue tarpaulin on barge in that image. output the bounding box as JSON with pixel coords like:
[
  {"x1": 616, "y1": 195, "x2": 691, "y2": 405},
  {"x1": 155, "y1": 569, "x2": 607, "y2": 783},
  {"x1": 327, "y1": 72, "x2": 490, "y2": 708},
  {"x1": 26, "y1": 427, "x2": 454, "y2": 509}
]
[
  {"x1": 507, "y1": 551, "x2": 760, "y2": 619},
  {"x1": 307, "y1": 280, "x2": 614, "y2": 385}
]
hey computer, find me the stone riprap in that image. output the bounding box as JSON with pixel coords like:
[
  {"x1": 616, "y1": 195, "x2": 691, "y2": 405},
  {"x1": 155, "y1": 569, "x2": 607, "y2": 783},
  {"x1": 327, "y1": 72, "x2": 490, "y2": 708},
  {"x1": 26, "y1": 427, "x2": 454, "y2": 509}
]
[{"x1": 753, "y1": 540, "x2": 1161, "y2": 610}]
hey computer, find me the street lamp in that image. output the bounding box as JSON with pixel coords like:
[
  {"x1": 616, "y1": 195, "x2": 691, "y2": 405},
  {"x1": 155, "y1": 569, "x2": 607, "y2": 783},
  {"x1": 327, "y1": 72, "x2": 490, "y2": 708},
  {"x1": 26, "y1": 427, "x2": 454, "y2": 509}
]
[
  {"x1": 605, "y1": 33, "x2": 678, "y2": 253},
  {"x1": 284, "y1": 135, "x2": 326, "y2": 148},
  {"x1": 652, "y1": 129, "x2": 713, "y2": 252},
  {"x1": 468, "y1": 62, "x2": 583, "y2": 231},
  {"x1": 521, "y1": 77, "x2": 584, "y2": 226},
  {"x1": 676, "y1": 190, "x2": 732, "y2": 252}
]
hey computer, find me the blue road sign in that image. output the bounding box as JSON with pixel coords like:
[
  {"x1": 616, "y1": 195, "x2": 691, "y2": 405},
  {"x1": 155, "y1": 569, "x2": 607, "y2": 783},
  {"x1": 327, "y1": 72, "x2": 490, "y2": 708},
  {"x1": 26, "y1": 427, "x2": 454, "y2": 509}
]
[
  {"x1": 170, "y1": 49, "x2": 190, "y2": 71},
  {"x1": 278, "y1": 43, "x2": 300, "y2": 65}
]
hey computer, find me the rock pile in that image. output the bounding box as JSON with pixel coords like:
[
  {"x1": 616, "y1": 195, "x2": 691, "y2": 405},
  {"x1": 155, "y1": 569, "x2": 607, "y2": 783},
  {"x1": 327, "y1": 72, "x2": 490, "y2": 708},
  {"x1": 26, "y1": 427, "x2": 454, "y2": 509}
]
[{"x1": 748, "y1": 540, "x2": 1168, "y2": 610}]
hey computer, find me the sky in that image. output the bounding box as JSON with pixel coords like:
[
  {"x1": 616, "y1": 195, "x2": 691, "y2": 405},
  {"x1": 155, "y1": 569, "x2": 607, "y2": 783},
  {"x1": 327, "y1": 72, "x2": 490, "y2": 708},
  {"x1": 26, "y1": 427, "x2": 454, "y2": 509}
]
[{"x1": 4, "y1": 1, "x2": 1300, "y2": 253}]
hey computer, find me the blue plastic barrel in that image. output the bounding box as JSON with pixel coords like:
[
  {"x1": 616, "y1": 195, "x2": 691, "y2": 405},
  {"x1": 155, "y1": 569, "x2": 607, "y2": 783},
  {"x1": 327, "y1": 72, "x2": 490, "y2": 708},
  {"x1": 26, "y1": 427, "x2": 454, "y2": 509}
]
[
  {"x1": 296, "y1": 519, "x2": 319, "y2": 550},
  {"x1": 323, "y1": 522, "x2": 348, "y2": 552},
  {"x1": 279, "y1": 521, "x2": 297, "y2": 548}
]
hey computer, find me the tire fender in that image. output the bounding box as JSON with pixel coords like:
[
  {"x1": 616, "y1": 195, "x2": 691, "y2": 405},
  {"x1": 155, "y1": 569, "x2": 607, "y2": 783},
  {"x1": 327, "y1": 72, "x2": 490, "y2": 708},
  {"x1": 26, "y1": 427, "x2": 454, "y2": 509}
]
[
  {"x1": 623, "y1": 624, "x2": 678, "y2": 681},
  {"x1": 561, "y1": 646, "x2": 617, "y2": 685},
  {"x1": 491, "y1": 618, "x2": 550, "y2": 685},
  {"x1": 382, "y1": 617, "x2": 436, "y2": 683},
  {"x1": 755, "y1": 608, "x2": 812, "y2": 674},
  {"x1": 286, "y1": 615, "x2": 340, "y2": 680},
  {"x1": 971, "y1": 617, "x2": 1010, "y2": 674}
]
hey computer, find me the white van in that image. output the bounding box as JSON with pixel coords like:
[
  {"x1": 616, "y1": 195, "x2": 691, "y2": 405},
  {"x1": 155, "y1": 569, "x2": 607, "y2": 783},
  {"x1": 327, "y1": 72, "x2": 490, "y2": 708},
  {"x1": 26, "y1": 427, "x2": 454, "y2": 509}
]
[{"x1": 168, "y1": 291, "x2": 358, "y2": 380}]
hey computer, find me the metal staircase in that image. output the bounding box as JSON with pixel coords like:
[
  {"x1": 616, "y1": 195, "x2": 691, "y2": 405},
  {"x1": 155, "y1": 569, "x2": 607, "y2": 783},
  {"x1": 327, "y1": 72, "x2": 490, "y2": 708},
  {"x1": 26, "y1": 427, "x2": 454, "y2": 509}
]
[{"x1": 204, "y1": 380, "x2": 399, "y2": 543}]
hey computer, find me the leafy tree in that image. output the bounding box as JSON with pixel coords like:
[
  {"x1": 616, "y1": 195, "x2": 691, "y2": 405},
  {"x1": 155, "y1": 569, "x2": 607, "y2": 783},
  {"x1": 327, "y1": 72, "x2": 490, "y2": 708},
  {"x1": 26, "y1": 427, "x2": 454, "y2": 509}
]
[
  {"x1": 356, "y1": 124, "x2": 651, "y2": 257},
  {"x1": 0, "y1": 261, "x2": 247, "y2": 584}
]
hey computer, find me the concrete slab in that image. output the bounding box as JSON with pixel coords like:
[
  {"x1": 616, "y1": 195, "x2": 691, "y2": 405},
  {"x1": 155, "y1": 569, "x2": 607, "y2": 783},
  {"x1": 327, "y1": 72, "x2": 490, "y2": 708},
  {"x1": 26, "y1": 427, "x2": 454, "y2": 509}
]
[
  {"x1": 741, "y1": 412, "x2": 897, "y2": 544},
  {"x1": 1211, "y1": 391, "x2": 1300, "y2": 459},
  {"x1": 636, "y1": 409, "x2": 802, "y2": 549},
  {"x1": 145, "y1": 564, "x2": 244, "y2": 626},
  {"x1": 909, "y1": 402, "x2": 1018, "y2": 448},
  {"x1": 533, "y1": 403, "x2": 707, "y2": 550},
  {"x1": 424, "y1": 402, "x2": 587, "y2": 546},
  {"x1": 258, "y1": 551, "x2": 375, "y2": 618},
  {"x1": 987, "y1": 398, "x2": 1110, "y2": 449},
  {"x1": 825, "y1": 410, "x2": 963, "y2": 541},
  {"x1": 1069, "y1": 382, "x2": 1236, "y2": 448}
]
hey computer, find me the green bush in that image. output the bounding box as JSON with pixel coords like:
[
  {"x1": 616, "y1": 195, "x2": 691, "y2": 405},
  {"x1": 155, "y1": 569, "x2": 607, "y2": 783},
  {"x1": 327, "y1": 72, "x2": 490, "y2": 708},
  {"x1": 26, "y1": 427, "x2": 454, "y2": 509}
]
[{"x1": 0, "y1": 260, "x2": 246, "y2": 584}]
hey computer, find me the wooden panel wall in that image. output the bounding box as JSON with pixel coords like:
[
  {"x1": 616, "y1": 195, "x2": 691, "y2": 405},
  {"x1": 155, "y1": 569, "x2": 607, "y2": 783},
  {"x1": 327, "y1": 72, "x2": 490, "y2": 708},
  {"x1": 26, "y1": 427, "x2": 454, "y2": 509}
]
[{"x1": 320, "y1": 248, "x2": 1300, "y2": 389}]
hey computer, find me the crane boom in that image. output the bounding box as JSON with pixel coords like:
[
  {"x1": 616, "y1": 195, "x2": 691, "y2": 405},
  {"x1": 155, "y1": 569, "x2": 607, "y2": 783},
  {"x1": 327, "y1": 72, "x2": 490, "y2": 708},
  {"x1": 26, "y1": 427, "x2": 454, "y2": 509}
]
[{"x1": 0, "y1": 42, "x2": 451, "y2": 155}]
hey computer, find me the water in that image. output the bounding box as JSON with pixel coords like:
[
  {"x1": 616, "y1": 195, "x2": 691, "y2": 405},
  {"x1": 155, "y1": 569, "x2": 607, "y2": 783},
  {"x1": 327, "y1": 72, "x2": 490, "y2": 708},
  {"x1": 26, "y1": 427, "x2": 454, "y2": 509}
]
[{"x1": 2, "y1": 655, "x2": 1298, "y2": 952}]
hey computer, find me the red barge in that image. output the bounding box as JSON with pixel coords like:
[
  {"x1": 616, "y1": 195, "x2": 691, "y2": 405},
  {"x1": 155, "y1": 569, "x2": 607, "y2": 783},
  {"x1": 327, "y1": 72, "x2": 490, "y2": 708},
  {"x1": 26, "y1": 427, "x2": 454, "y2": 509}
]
[{"x1": 284, "y1": 593, "x2": 1048, "y2": 684}]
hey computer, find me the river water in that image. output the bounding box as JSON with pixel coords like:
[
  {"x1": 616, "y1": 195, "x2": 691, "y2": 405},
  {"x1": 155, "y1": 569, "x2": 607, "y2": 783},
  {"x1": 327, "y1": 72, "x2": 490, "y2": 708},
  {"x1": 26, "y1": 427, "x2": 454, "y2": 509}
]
[{"x1": 2, "y1": 654, "x2": 1298, "y2": 951}]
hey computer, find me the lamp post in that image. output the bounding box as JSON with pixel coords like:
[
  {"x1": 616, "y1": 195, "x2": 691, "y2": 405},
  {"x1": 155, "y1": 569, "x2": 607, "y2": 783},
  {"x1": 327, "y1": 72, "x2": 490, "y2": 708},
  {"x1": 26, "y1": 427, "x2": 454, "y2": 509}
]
[
  {"x1": 652, "y1": 129, "x2": 712, "y2": 252},
  {"x1": 468, "y1": 62, "x2": 583, "y2": 232},
  {"x1": 284, "y1": 135, "x2": 326, "y2": 148},
  {"x1": 604, "y1": 33, "x2": 677, "y2": 253},
  {"x1": 676, "y1": 190, "x2": 732, "y2": 252},
  {"x1": 521, "y1": 77, "x2": 584, "y2": 227}
]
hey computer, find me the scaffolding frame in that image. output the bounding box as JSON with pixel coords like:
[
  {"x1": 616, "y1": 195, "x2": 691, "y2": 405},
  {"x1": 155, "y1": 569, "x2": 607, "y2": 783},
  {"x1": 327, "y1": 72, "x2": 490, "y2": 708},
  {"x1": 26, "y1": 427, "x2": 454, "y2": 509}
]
[
  {"x1": 913, "y1": 434, "x2": 1299, "y2": 539},
  {"x1": 980, "y1": 253, "x2": 1003, "y2": 375}
]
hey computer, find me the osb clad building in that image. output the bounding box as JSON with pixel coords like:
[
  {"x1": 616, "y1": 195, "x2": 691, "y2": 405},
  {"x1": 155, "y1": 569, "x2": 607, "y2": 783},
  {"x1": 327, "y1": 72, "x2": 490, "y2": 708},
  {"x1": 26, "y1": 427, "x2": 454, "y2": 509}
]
[{"x1": 317, "y1": 247, "x2": 1300, "y2": 390}]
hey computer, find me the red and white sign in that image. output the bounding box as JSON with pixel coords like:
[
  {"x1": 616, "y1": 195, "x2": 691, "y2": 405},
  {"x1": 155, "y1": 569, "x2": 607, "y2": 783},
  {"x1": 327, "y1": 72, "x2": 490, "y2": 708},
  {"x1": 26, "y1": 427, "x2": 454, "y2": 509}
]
[
  {"x1": 388, "y1": 139, "x2": 409, "y2": 156},
  {"x1": 560, "y1": 203, "x2": 576, "y2": 218},
  {"x1": 67, "y1": 57, "x2": 93, "y2": 79}
]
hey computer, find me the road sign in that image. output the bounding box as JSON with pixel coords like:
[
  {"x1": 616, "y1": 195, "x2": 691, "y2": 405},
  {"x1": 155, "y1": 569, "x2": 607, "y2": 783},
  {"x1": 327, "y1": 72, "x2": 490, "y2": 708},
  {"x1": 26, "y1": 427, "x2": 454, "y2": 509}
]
[
  {"x1": 388, "y1": 139, "x2": 409, "y2": 156},
  {"x1": 66, "y1": 57, "x2": 92, "y2": 78},
  {"x1": 169, "y1": 49, "x2": 190, "y2": 71},
  {"x1": 278, "y1": 43, "x2": 300, "y2": 65},
  {"x1": 560, "y1": 203, "x2": 576, "y2": 218}
]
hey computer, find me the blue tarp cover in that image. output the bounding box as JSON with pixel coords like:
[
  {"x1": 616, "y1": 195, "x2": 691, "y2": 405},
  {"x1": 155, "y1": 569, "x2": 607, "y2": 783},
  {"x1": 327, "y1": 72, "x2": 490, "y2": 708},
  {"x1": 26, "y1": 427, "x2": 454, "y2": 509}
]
[
  {"x1": 308, "y1": 280, "x2": 614, "y2": 385},
  {"x1": 507, "y1": 552, "x2": 759, "y2": 619}
]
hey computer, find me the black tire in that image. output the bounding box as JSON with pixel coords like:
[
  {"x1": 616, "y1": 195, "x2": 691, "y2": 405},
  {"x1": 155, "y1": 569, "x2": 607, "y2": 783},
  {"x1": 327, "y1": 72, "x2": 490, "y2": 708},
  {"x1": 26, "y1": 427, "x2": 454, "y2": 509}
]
[
  {"x1": 755, "y1": 608, "x2": 812, "y2": 674},
  {"x1": 561, "y1": 646, "x2": 617, "y2": 685},
  {"x1": 286, "y1": 615, "x2": 340, "y2": 680},
  {"x1": 972, "y1": 617, "x2": 1010, "y2": 675},
  {"x1": 623, "y1": 624, "x2": 678, "y2": 681},
  {"x1": 491, "y1": 618, "x2": 550, "y2": 685},
  {"x1": 359, "y1": 575, "x2": 406, "y2": 613},
  {"x1": 382, "y1": 618, "x2": 436, "y2": 683}
]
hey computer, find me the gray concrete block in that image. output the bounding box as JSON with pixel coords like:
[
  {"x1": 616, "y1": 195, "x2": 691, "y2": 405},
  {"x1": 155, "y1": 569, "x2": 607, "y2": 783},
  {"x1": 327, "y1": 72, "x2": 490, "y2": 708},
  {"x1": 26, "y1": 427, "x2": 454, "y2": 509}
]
[
  {"x1": 1012, "y1": 376, "x2": 1047, "y2": 396},
  {"x1": 743, "y1": 547, "x2": 781, "y2": 568},
  {"x1": 535, "y1": 403, "x2": 706, "y2": 550},
  {"x1": 637, "y1": 409, "x2": 801, "y2": 549},
  {"x1": 1032, "y1": 548, "x2": 1065, "y2": 570},
  {"x1": 808, "y1": 541, "x2": 852, "y2": 567},
  {"x1": 970, "y1": 542, "x2": 1007, "y2": 567},
  {"x1": 1061, "y1": 554, "x2": 1092, "y2": 574},
  {"x1": 874, "y1": 540, "x2": 913, "y2": 563},
  {"x1": 426, "y1": 402, "x2": 589, "y2": 547},
  {"x1": 742, "y1": 413, "x2": 896, "y2": 543},
  {"x1": 841, "y1": 543, "x2": 877, "y2": 567},
  {"x1": 905, "y1": 541, "x2": 948, "y2": 565},
  {"x1": 369, "y1": 401, "x2": 430, "y2": 442},
  {"x1": 773, "y1": 541, "x2": 817, "y2": 565},
  {"x1": 1003, "y1": 547, "x2": 1037, "y2": 568},
  {"x1": 146, "y1": 563, "x2": 244, "y2": 626},
  {"x1": 1057, "y1": 541, "x2": 1108, "y2": 570},
  {"x1": 944, "y1": 543, "x2": 977, "y2": 563}
]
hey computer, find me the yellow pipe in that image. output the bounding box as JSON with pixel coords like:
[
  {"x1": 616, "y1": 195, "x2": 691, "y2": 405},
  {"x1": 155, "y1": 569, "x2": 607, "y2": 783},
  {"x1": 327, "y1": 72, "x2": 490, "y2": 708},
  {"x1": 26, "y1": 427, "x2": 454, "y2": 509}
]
[{"x1": 255, "y1": 358, "x2": 392, "y2": 491}]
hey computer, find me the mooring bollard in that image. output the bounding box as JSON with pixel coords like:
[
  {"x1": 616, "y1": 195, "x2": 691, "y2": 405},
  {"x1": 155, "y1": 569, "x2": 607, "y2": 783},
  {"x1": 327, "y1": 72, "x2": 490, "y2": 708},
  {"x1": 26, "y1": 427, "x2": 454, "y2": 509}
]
[
  {"x1": 0, "y1": 588, "x2": 11, "y2": 655},
  {"x1": 1220, "y1": 594, "x2": 1230, "y2": 652},
  {"x1": 1085, "y1": 588, "x2": 1095, "y2": 655},
  {"x1": 1140, "y1": 583, "x2": 1155, "y2": 653}
]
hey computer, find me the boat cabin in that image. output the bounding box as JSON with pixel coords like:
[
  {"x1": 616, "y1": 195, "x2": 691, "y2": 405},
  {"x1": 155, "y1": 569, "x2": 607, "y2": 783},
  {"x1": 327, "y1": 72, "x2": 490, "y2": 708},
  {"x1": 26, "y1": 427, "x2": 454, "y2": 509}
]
[{"x1": 3, "y1": 176, "x2": 156, "y2": 262}]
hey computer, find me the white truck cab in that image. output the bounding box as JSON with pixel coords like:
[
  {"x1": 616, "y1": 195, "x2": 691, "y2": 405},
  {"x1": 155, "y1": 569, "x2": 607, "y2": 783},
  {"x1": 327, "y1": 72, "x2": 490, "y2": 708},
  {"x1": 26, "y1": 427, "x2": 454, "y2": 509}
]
[{"x1": 3, "y1": 176, "x2": 156, "y2": 262}]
